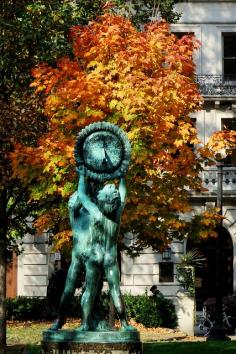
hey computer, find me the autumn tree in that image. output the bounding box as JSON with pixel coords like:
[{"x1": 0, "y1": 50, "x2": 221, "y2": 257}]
[
  {"x1": 12, "y1": 13, "x2": 223, "y2": 265},
  {"x1": 0, "y1": 1, "x2": 182, "y2": 249}
]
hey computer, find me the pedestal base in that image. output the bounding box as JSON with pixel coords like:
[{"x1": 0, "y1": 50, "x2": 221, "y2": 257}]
[
  {"x1": 42, "y1": 329, "x2": 142, "y2": 354},
  {"x1": 42, "y1": 341, "x2": 142, "y2": 354}
]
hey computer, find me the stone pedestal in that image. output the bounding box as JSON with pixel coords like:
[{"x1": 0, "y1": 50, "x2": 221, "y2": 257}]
[
  {"x1": 42, "y1": 329, "x2": 142, "y2": 354},
  {"x1": 175, "y1": 291, "x2": 195, "y2": 336}
]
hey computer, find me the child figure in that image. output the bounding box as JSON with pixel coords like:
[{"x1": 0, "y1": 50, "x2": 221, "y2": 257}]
[{"x1": 51, "y1": 165, "x2": 135, "y2": 332}]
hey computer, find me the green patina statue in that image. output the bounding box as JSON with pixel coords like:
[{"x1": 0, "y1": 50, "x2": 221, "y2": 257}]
[{"x1": 51, "y1": 122, "x2": 135, "y2": 333}]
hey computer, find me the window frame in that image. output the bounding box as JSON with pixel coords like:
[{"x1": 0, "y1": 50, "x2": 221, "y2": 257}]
[
  {"x1": 159, "y1": 262, "x2": 174, "y2": 283},
  {"x1": 221, "y1": 118, "x2": 236, "y2": 167},
  {"x1": 222, "y1": 33, "x2": 236, "y2": 82}
]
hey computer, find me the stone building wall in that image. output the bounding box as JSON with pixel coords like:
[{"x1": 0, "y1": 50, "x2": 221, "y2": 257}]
[
  {"x1": 17, "y1": 233, "x2": 54, "y2": 297},
  {"x1": 120, "y1": 239, "x2": 184, "y2": 298}
]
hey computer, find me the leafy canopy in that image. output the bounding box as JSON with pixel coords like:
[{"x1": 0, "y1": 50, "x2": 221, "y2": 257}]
[
  {"x1": 0, "y1": 0, "x2": 182, "y2": 247},
  {"x1": 0, "y1": 0, "x2": 180, "y2": 98},
  {"x1": 0, "y1": 0, "x2": 84, "y2": 252},
  {"x1": 11, "y1": 14, "x2": 224, "y2": 255}
]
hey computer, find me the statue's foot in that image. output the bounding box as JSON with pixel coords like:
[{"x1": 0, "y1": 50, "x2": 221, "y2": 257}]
[
  {"x1": 77, "y1": 323, "x2": 90, "y2": 331},
  {"x1": 50, "y1": 318, "x2": 65, "y2": 331},
  {"x1": 95, "y1": 320, "x2": 114, "y2": 332},
  {"x1": 120, "y1": 322, "x2": 137, "y2": 332}
]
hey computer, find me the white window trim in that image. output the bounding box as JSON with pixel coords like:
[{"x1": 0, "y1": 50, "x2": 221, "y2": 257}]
[
  {"x1": 216, "y1": 110, "x2": 236, "y2": 131},
  {"x1": 215, "y1": 26, "x2": 236, "y2": 75}
]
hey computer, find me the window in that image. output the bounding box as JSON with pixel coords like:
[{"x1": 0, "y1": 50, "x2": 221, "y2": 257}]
[
  {"x1": 223, "y1": 34, "x2": 236, "y2": 81},
  {"x1": 159, "y1": 262, "x2": 174, "y2": 283},
  {"x1": 222, "y1": 118, "x2": 236, "y2": 130},
  {"x1": 221, "y1": 118, "x2": 236, "y2": 166},
  {"x1": 191, "y1": 118, "x2": 196, "y2": 127}
]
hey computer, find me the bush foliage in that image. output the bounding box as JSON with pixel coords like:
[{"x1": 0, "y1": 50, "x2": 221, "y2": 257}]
[
  {"x1": 124, "y1": 293, "x2": 177, "y2": 328},
  {"x1": 6, "y1": 293, "x2": 177, "y2": 328}
]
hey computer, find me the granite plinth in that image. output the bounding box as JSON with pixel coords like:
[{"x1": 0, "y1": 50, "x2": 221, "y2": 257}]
[
  {"x1": 42, "y1": 329, "x2": 142, "y2": 354},
  {"x1": 41, "y1": 341, "x2": 142, "y2": 354},
  {"x1": 43, "y1": 329, "x2": 140, "y2": 343}
]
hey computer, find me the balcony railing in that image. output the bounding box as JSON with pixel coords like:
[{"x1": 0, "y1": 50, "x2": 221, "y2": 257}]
[
  {"x1": 195, "y1": 75, "x2": 236, "y2": 97},
  {"x1": 201, "y1": 167, "x2": 236, "y2": 193}
]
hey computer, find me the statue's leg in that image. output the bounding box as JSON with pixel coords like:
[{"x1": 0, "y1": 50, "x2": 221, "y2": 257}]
[
  {"x1": 50, "y1": 257, "x2": 82, "y2": 330},
  {"x1": 105, "y1": 263, "x2": 127, "y2": 325},
  {"x1": 79, "y1": 262, "x2": 101, "y2": 331},
  {"x1": 105, "y1": 262, "x2": 136, "y2": 331}
]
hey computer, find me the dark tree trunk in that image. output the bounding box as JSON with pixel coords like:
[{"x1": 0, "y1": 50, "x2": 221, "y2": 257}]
[
  {"x1": 0, "y1": 188, "x2": 8, "y2": 353},
  {"x1": 0, "y1": 238, "x2": 6, "y2": 354}
]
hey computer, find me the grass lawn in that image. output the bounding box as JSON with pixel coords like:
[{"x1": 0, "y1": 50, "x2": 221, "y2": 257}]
[
  {"x1": 143, "y1": 341, "x2": 236, "y2": 354},
  {"x1": 7, "y1": 322, "x2": 47, "y2": 353},
  {"x1": 6, "y1": 341, "x2": 236, "y2": 354},
  {"x1": 6, "y1": 345, "x2": 40, "y2": 354},
  {"x1": 6, "y1": 322, "x2": 236, "y2": 353}
]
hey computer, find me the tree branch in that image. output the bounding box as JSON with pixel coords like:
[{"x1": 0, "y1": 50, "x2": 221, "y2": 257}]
[{"x1": 6, "y1": 185, "x2": 28, "y2": 218}]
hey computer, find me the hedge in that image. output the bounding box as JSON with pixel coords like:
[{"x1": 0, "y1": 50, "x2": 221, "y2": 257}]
[{"x1": 6, "y1": 292, "x2": 177, "y2": 329}]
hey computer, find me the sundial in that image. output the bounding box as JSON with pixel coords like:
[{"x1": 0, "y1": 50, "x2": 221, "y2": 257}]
[{"x1": 74, "y1": 122, "x2": 131, "y2": 181}]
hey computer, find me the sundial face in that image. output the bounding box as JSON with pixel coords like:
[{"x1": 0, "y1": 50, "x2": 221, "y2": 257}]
[
  {"x1": 74, "y1": 122, "x2": 131, "y2": 181},
  {"x1": 83, "y1": 131, "x2": 123, "y2": 173}
]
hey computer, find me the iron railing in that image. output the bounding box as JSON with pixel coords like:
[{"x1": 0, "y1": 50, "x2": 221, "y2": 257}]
[{"x1": 195, "y1": 75, "x2": 236, "y2": 97}]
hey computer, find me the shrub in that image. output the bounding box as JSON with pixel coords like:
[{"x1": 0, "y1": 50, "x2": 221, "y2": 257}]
[
  {"x1": 124, "y1": 292, "x2": 177, "y2": 328},
  {"x1": 6, "y1": 297, "x2": 51, "y2": 321},
  {"x1": 176, "y1": 265, "x2": 195, "y2": 296},
  {"x1": 6, "y1": 292, "x2": 177, "y2": 329}
]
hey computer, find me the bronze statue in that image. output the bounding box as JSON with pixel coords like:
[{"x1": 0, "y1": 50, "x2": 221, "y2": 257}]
[{"x1": 51, "y1": 122, "x2": 134, "y2": 332}]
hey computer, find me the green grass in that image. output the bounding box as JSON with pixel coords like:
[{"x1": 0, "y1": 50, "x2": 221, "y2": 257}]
[
  {"x1": 143, "y1": 341, "x2": 236, "y2": 354},
  {"x1": 6, "y1": 342, "x2": 236, "y2": 354},
  {"x1": 7, "y1": 322, "x2": 48, "y2": 353},
  {"x1": 7, "y1": 322, "x2": 49, "y2": 346},
  {"x1": 6, "y1": 323, "x2": 236, "y2": 354},
  {"x1": 6, "y1": 345, "x2": 40, "y2": 354}
]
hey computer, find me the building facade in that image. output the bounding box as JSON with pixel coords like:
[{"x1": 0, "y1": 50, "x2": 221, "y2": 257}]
[
  {"x1": 120, "y1": 0, "x2": 236, "y2": 308},
  {"x1": 7, "y1": 1, "x2": 236, "y2": 314}
]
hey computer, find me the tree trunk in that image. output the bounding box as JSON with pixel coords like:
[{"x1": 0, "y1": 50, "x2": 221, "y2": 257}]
[
  {"x1": 0, "y1": 238, "x2": 7, "y2": 354},
  {"x1": 0, "y1": 188, "x2": 7, "y2": 353}
]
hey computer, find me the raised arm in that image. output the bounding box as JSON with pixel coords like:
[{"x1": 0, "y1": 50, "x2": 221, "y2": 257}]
[
  {"x1": 77, "y1": 166, "x2": 102, "y2": 219},
  {"x1": 119, "y1": 177, "x2": 127, "y2": 204}
]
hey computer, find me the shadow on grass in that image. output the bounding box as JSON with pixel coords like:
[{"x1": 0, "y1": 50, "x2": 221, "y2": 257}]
[
  {"x1": 143, "y1": 341, "x2": 236, "y2": 354},
  {"x1": 7, "y1": 345, "x2": 41, "y2": 354},
  {"x1": 7, "y1": 342, "x2": 236, "y2": 354}
]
